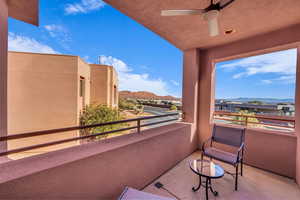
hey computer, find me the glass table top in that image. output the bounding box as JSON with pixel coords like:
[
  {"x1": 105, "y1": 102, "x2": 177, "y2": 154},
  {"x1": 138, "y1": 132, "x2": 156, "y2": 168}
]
[{"x1": 189, "y1": 159, "x2": 224, "y2": 178}]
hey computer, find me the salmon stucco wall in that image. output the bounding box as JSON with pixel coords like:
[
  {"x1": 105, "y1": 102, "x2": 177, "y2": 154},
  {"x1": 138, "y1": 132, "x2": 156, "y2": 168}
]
[
  {"x1": 0, "y1": 122, "x2": 197, "y2": 199},
  {"x1": 295, "y1": 46, "x2": 300, "y2": 184},
  {"x1": 7, "y1": 52, "x2": 81, "y2": 159},
  {"x1": 0, "y1": 0, "x2": 8, "y2": 152}
]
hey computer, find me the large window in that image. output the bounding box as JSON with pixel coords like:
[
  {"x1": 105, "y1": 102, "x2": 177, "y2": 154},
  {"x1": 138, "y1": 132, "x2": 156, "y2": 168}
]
[{"x1": 214, "y1": 49, "x2": 297, "y2": 132}]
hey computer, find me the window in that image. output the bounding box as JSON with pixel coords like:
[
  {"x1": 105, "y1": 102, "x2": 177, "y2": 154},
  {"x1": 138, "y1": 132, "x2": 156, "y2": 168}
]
[
  {"x1": 80, "y1": 77, "x2": 85, "y2": 97},
  {"x1": 214, "y1": 49, "x2": 297, "y2": 132},
  {"x1": 113, "y1": 85, "x2": 117, "y2": 105}
]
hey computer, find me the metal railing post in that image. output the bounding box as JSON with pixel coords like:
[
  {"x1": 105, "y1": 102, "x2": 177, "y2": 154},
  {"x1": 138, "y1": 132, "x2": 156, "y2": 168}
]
[
  {"x1": 245, "y1": 116, "x2": 248, "y2": 127},
  {"x1": 137, "y1": 119, "x2": 141, "y2": 133}
]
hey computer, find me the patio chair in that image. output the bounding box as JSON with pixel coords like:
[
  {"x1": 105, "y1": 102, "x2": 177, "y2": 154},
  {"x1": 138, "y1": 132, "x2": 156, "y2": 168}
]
[{"x1": 201, "y1": 125, "x2": 245, "y2": 191}]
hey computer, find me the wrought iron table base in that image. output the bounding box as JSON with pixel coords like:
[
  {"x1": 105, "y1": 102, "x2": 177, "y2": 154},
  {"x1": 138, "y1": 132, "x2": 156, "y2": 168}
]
[{"x1": 192, "y1": 175, "x2": 218, "y2": 200}]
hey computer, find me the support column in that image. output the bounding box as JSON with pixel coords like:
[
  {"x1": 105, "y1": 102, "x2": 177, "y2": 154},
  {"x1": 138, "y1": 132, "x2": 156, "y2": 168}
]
[
  {"x1": 182, "y1": 49, "x2": 200, "y2": 124},
  {"x1": 0, "y1": 0, "x2": 8, "y2": 152},
  {"x1": 197, "y1": 50, "x2": 215, "y2": 145},
  {"x1": 295, "y1": 47, "x2": 300, "y2": 184}
]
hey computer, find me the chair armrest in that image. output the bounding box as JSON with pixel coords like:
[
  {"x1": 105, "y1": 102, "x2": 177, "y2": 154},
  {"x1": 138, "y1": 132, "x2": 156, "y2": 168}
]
[
  {"x1": 201, "y1": 137, "x2": 212, "y2": 153},
  {"x1": 236, "y1": 143, "x2": 245, "y2": 162}
]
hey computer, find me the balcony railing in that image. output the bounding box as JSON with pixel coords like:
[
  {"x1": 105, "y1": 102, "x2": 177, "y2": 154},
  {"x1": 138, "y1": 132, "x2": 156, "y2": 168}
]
[
  {"x1": 213, "y1": 111, "x2": 295, "y2": 132},
  {"x1": 0, "y1": 113, "x2": 179, "y2": 157}
]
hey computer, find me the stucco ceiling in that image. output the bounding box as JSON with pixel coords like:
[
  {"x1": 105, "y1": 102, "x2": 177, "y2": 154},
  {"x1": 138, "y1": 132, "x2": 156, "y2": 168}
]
[
  {"x1": 104, "y1": 0, "x2": 300, "y2": 50},
  {"x1": 8, "y1": 0, "x2": 39, "y2": 26}
]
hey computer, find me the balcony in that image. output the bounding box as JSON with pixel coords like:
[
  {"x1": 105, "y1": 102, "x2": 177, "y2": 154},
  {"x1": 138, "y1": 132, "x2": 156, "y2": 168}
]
[
  {"x1": 0, "y1": 116, "x2": 298, "y2": 199},
  {"x1": 1, "y1": 0, "x2": 300, "y2": 199},
  {"x1": 144, "y1": 151, "x2": 300, "y2": 200}
]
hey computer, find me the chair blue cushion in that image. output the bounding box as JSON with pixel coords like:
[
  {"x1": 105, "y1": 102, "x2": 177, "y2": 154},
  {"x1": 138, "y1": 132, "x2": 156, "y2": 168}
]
[{"x1": 204, "y1": 147, "x2": 238, "y2": 165}]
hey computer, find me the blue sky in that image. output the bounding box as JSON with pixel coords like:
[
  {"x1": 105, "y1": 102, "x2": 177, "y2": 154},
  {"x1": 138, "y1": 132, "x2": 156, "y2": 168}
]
[
  {"x1": 216, "y1": 48, "x2": 297, "y2": 99},
  {"x1": 8, "y1": 0, "x2": 183, "y2": 97},
  {"x1": 8, "y1": 0, "x2": 297, "y2": 99}
]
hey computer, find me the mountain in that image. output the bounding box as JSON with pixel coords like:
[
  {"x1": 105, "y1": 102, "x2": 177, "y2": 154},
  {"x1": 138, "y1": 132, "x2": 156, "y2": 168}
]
[
  {"x1": 217, "y1": 98, "x2": 294, "y2": 104},
  {"x1": 119, "y1": 91, "x2": 181, "y2": 101}
]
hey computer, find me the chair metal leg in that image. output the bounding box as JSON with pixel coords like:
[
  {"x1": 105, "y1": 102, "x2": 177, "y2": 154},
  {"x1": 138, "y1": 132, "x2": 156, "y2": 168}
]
[
  {"x1": 235, "y1": 164, "x2": 239, "y2": 191},
  {"x1": 241, "y1": 159, "x2": 243, "y2": 176}
]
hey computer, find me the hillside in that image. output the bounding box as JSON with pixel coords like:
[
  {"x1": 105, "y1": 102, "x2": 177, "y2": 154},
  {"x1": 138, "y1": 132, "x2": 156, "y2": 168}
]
[{"x1": 119, "y1": 91, "x2": 180, "y2": 101}]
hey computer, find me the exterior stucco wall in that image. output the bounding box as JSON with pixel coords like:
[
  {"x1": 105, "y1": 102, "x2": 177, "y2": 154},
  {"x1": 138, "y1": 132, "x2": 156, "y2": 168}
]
[
  {"x1": 90, "y1": 64, "x2": 109, "y2": 105},
  {"x1": 77, "y1": 57, "x2": 91, "y2": 113},
  {"x1": 110, "y1": 67, "x2": 118, "y2": 107},
  {"x1": 7, "y1": 52, "x2": 80, "y2": 159},
  {"x1": 213, "y1": 124, "x2": 297, "y2": 178},
  {"x1": 0, "y1": 122, "x2": 197, "y2": 199},
  {"x1": 296, "y1": 46, "x2": 300, "y2": 183},
  {"x1": 196, "y1": 27, "x2": 300, "y2": 180},
  {"x1": 244, "y1": 128, "x2": 297, "y2": 178},
  {"x1": 90, "y1": 64, "x2": 118, "y2": 107},
  {"x1": 6, "y1": 52, "x2": 118, "y2": 159},
  {"x1": 0, "y1": 0, "x2": 8, "y2": 153},
  {"x1": 182, "y1": 49, "x2": 199, "y2": 124}
]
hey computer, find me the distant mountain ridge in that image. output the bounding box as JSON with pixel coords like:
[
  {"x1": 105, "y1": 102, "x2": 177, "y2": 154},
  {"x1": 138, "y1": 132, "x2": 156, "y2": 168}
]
[
  {"x1": 217, "y1": 97, "x2": 294, "y2": 104},
  {"x1": 119, "y1": 91, "x2": 180, "y2": 101}
]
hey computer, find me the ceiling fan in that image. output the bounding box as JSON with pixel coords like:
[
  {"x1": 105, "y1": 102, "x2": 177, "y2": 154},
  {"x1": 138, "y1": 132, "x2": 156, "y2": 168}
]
[{"x1": 161, "y1": 0, "x2": 236, "y2": 37}]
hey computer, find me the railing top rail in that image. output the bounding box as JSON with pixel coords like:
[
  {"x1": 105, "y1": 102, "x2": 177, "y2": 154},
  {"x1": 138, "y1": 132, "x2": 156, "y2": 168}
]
[
  {"x1": 0, "y1": 113, "x2": 179, "y2": 142},
  {"x1": 214, "y1": 111, "x2": 295, "y2": 122},
  {"x1": 0, "y1": 113, "x2": 179, "y2": 157}
]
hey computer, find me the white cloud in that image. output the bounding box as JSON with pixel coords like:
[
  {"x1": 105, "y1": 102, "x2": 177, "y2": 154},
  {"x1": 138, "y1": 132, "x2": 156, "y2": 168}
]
[
  {"x1": 65, "y1": 0, "x2": 105, "y2": 15},
  {"x1": 232, "y1": 72, "x2": 245, "y2": 79},
  {"x1": 261, "y1": 75, "x2": 296, "y2": 85},
  {"x1": 275, "y1": 75, "x2": 296, "y2": 84},
  {"x1": 83, "y1": 55, "x2": 91, "y2": 63},
  {"x1": 99, "y1": 55, "x2": 131, "y2": 73},
  {"x1": 171, "y1": 80, "x2": 179, "y2": 86},
  {"x1": 261, "y1": 80, "x2": 272, "y2": 84},
  {"x1": 8, "y1": 32, "x2": 59, "y2": 54},
  {"x1": 99, "y1": 55, "x2": 173, "y2": 96},
  {"x1": 44, "y1": 24, "x2": 69, "y2": 39},
  {"x1": 44, "y1": 24, "x2": 71, "y2": 49},
  {"x1": 219, "y1": 49, "x2": 297, "y2": 81}
]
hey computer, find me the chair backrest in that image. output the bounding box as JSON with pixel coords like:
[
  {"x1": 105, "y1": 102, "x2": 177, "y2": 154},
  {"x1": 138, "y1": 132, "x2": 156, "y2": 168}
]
[{"x1": 212, "y1": 125, "x2": 245, "y2": 147}]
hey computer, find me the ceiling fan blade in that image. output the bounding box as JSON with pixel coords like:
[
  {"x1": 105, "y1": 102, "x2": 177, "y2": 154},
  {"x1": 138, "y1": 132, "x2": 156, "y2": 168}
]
[
  {"x1": 161, "y1": 9, "x2": 204, "y2": 16},
  {"x1": 219, "y1": 0, "x2": 236, "y2": 9}
]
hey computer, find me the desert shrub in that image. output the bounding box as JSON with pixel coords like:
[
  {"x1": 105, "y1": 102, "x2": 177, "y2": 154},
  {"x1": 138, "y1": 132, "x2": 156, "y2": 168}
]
[
  {"x1": 119, "y1": 98, "x2": 136, "y2": 110},
  {"x1": 119, "y1": 98, "x2": 144, "y2": 114},
  {"x1": 170, "y1": 105, "x2": 178, "y2": 111},
  {"x1": 80, "y1": 104, "x2": 126, "y2": 140},
  {"x1": 233, "y1": 110, "x2": 260, "y2": 127}
]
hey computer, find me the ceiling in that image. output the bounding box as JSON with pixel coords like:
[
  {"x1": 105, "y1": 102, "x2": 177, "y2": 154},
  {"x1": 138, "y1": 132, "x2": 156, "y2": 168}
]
[
  {"x1": 8, "y1": 0, "x2": 39, "y2": 26},
  {"x1": 104, "y1": 0, "x2": 300, "y2": 50}
]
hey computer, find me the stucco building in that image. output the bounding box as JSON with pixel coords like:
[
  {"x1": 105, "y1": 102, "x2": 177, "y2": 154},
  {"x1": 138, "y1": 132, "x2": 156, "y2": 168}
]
[{"x1": 7, "y1": 51, "x2": 118, "y2": 158}]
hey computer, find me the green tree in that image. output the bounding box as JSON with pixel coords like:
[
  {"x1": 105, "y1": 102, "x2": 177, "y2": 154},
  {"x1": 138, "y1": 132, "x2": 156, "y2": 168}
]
[{"x1": 80, "y1": 104, "x2": 126, "y2": 140}]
